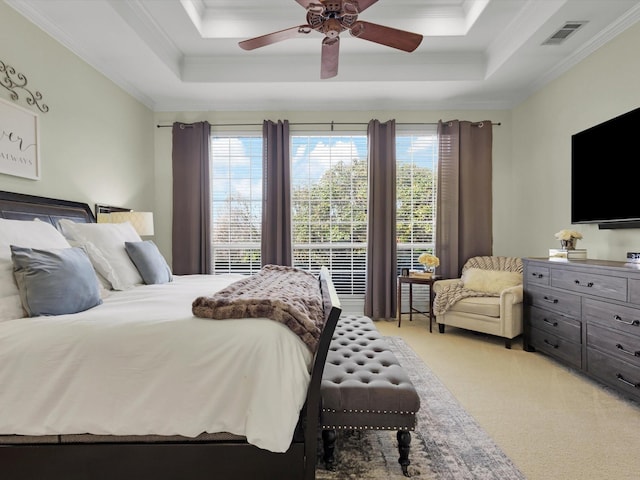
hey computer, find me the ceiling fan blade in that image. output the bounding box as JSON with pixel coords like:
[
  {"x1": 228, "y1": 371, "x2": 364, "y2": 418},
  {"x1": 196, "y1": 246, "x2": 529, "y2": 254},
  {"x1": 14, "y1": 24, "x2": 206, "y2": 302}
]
[
  {"x1": 350, "y1": 21, "x2": 423, "y2": 52},
  {"x1": 239, "y1": 25, "x2": 312, "y2": 50},
  {"x1": 295, "y1": 0, "x2": 315, "y2": 8},
  {"x1": 352, "y1": 0, "x2": 379, "y2": 13},
  {"x1": 320, "y1": 37, "x2": 340, "y2": 79}
]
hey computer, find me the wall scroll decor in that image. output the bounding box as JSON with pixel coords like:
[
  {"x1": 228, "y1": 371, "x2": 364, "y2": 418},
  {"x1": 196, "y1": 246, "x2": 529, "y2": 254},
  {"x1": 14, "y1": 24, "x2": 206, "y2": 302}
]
[
  {"x1": 0, "y1": 60, "x2": 49, "y2": 113},
  {"x1": 0, "y1": 97, "x2": 40, "y2": 180}
]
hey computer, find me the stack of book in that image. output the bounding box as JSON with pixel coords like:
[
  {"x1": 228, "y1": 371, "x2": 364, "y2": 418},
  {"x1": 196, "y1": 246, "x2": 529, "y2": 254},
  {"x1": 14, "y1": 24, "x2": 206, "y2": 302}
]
[
  {"x1": 549, "y1": 248, "x2": 587, "y2": 260},
  {"x1": 409, "y1": 270, "x2": 433, "y2": 278}
]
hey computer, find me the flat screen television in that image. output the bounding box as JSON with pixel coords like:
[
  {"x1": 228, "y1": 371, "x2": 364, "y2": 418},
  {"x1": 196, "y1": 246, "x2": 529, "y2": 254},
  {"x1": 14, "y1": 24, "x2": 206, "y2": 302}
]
[{"x1": 571, "y1": 106, "x2": 640, "y2": 229}]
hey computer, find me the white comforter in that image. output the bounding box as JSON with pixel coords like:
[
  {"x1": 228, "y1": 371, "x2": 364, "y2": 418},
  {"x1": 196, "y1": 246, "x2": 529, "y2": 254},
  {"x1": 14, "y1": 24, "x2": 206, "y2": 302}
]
[{"x1": 0, "y1": 274, "x2": 313, "y2": 453}]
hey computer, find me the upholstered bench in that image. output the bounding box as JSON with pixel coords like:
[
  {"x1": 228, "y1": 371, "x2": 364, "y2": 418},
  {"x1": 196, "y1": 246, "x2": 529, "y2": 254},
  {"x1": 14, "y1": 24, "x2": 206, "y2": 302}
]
[{"x1": 320, "y1": 314, "x2": 420, "y2": 477}]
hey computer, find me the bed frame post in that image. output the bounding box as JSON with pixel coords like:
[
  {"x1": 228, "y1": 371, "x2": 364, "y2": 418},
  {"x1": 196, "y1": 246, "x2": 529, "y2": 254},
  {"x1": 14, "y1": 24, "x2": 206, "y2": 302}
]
[{"x1": 302, "y1": 267, "x2": 341, "y2": 480}]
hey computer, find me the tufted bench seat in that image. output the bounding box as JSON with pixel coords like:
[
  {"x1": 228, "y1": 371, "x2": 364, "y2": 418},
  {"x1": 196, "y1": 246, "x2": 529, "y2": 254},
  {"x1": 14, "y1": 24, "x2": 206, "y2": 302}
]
[{"x1": 320, "y1": 314, "x2": 420, "y2": 476}]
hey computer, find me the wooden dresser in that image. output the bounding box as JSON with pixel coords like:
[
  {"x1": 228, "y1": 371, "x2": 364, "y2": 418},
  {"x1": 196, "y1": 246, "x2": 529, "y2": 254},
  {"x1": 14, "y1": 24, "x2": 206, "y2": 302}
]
[{"x1": 523, "y1": 258, "x2": 640, "y2": 402}]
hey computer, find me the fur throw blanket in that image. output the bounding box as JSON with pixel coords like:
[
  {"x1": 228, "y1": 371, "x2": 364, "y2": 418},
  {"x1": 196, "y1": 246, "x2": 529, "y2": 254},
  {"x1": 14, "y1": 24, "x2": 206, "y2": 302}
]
[
  {"x1": 433, "y1": 280, "x2": 496, "y2": 316},
  {"x1": 192, "y1": 265, "x2": 324, "y2": 353}
]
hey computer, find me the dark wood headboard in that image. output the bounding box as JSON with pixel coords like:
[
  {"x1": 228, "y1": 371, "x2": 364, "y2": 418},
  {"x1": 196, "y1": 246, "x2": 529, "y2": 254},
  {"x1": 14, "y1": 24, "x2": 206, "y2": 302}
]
[{"x1": 0, "y1": 191, "x2": 95, "y2": 231}]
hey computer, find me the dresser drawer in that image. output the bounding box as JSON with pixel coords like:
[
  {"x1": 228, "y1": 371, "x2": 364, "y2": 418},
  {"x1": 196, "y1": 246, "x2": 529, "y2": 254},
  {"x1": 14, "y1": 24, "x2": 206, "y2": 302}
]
[
  {"x1": 583, "y1": 297, "x2": 640, "y2": 336},
  {"x1": 529, "y1": 326, "x2": 582, "y2": 369},
  {"x1": 587, "y1": 348, "x2": 640, "y2": 402},
  {"x1": 526, "y1": 264, "x2": 550, "y2": 286},
  {"x1": 587, "y1": 323, "x2": 640, "y2": 368},
  {"x1": 524, "y1": 258, "x2": 640, "y2": 401},
  {"x1": 628, "y1": 278, "x2": 640, "y2": 306},
  {"x1": 551, "y1": 269, "x2": 627, "y2": 301},
  {"x1": 526, "y1": 285, "x2": 581, "y2": 318},
  {"x1": 528, "y1": 305, "x2": 581, "y2": 343}
]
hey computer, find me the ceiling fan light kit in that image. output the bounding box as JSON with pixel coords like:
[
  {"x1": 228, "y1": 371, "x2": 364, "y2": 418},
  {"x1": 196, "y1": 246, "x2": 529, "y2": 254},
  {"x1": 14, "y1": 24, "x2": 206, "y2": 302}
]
[{"x1": 238, "y1": 0, "x2": 423, "y2": 79}]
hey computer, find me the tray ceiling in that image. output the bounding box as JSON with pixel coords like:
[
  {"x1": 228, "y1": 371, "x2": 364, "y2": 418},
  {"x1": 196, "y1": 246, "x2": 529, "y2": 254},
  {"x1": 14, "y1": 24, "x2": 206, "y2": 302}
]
[{"x1": 7, "y1": 0, "x2": 640, "y2": 111}]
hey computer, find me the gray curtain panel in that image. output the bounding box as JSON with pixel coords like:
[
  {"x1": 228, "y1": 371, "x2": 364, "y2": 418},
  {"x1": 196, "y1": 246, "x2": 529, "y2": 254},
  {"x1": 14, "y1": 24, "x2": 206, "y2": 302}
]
[
  {"x1": 364, "y1": 119, "x2": 397, "y2": 320},
  {"x1": 261, "y1": 120, "x2": 292, "y2": 266},
  {"x1": 436, "y1": 120, "x2": 493, "y2": 279},
  {"x1": 171, "y1": 121, "x2": 212, "y2": 275}
]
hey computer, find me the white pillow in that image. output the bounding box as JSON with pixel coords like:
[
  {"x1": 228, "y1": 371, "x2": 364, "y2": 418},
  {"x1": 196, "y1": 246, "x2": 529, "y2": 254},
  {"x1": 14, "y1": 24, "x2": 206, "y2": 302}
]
[
  {"x1": 66, "y1": 239, "x2": 117, "y2": 290},
  {"x1": 0, "y1": 218, "x2": 72, "y2": 321},
  {"x1": 59, "y1": 220, "x2": 144, "y2": 290},
  {"x1": 462, "y1": 268, "x2": 522, "y2": 294}
]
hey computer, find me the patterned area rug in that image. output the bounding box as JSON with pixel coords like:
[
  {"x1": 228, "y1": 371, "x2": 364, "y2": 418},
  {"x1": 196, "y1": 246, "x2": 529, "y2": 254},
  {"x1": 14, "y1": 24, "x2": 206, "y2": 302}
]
[{"x1": 316, "y1": 336, "x2": 526, "y2": 479}]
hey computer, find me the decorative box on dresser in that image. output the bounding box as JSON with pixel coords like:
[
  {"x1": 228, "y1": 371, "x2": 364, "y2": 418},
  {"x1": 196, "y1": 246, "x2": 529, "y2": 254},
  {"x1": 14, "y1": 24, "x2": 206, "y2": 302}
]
[{"x1": 523, "y1": 258, "x2": 640, "y2": 403}]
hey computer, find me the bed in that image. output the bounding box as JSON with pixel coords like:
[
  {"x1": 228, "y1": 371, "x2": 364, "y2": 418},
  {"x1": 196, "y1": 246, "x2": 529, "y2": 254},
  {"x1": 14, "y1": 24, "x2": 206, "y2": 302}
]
[{"x1": 0, "y1": 191, "x2": 341, "y2": 480}]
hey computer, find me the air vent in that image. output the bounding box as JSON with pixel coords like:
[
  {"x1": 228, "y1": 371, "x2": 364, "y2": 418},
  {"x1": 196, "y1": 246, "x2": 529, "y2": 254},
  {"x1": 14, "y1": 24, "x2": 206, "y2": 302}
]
[{"x1": 542, "y1": 21, "x2": 588, "y2": 45}]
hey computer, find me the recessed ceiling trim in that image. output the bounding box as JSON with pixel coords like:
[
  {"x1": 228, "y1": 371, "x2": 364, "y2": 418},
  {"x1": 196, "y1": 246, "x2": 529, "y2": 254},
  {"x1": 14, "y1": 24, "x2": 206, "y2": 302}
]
[
  {"x1": 527, "y1": 2, "x2": 640, "y2": 102},
  {"x1": 182, "y1": 52, "x2": 485, "y2": 82},
  {"x1": 108, "y1": 0, "x2": 183, "y2": 77},
  {"x1": 485, "y1": 0, "x2": 565, "y2": 78},
  {"x1": 183, "y1": 0, "x2": 490, "y2": 38}
]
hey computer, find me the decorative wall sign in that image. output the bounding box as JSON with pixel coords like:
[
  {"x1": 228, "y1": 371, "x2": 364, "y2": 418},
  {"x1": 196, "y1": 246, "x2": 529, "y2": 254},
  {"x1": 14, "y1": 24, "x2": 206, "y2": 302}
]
[
  {"x1": 0, "y1": 60, "x2": 49, "y2": 113},
  {"x1": 0, "y1": 97, "x2": 40, "y2": 180}
]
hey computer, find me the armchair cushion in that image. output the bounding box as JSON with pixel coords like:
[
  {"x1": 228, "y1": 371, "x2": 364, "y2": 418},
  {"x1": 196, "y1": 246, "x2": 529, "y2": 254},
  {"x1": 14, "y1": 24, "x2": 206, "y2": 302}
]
[
  {"x1": 448, "y1": 296, "x2": 501, "y2": 317},
  {"x1": 462, "y1": 268, "x2": 522, "y2": 295}
]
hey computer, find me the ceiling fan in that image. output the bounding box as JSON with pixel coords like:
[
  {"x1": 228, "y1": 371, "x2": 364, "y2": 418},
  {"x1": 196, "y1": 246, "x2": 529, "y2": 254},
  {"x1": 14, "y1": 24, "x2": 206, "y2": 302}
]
[{"x1": 238, "y1": 0, "x2": 423, "y2": 79}]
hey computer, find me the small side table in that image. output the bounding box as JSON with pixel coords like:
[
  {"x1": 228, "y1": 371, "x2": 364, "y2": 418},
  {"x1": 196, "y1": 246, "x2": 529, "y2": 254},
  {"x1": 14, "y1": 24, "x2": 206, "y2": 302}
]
[{"x1": 397, "y1": 275, "x2": 441, "y2": 332}]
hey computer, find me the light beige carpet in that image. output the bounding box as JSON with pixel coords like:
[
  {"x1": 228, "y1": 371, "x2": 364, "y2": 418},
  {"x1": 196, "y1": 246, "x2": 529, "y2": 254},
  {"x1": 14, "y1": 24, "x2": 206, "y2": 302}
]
[{"x1": 375, "y1": 316, "x2": 640, "y2": 480}]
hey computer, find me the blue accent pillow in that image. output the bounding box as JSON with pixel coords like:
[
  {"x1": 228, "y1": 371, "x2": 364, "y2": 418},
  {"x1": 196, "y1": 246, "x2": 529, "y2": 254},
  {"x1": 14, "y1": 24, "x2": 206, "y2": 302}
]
[
  {"x1": 11, "y1": 245, "x2": 103, "y2": 317},
  {"x1": 124, "y1": 241, "x2": 173, "y2": 285}
]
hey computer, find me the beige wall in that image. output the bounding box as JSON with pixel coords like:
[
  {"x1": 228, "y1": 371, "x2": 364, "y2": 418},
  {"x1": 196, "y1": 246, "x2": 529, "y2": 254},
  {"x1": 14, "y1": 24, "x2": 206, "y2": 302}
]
[
  {"x1": 511, "y1": 21, "x2": 640, "y2": 262},
  {"x1": 0, "y1": 2, "x2": 154, "y2": 215}
]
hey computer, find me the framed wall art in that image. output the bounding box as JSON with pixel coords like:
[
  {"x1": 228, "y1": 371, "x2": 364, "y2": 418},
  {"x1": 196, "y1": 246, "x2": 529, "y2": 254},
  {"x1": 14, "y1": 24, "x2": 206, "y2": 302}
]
[{"x1": 0, "y1": 97, "x2": 40, "y2": 180}]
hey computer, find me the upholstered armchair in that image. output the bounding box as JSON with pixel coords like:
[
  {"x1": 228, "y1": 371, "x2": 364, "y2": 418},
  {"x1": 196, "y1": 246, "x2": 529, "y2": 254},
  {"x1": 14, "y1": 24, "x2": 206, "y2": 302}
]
[{"x1": 433, "y1": 256, "x2": 523, "y2": 348}]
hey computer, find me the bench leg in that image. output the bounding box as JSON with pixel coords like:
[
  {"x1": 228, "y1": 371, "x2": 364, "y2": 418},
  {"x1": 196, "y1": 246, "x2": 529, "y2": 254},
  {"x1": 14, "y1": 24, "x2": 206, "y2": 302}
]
[
  {"x1": 397, "y1": 430, "x2": 412, "y2": 477},
  {"x1": 322, "y1": 429, "x2": 337, "y2": 471}
]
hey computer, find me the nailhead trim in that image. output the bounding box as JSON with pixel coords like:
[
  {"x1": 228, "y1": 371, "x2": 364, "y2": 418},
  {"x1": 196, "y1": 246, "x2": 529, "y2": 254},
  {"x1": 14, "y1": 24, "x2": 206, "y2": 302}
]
[
  {"x1": 321, "y1": 425, "x2": 416, "y2": 431},
  {"x1": 322, "y1": 409, "x2": 416, "y2": 415}
]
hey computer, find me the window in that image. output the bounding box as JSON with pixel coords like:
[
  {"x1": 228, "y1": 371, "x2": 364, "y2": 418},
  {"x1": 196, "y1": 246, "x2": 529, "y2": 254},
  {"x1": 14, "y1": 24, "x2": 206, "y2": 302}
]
[
  {"x1": 210, "y1": 135, "x2": 263, "y2": 275},
  {"x1": 291, "y1": 135, "x2": 368, "y2": 297},
  {"x1": 208, "y1": 127, "x2": 438, "y2": 302},
  {"x1": 396, "y1": 128, "x2": 438, "y2": 272},
  {"x1": 396, "y1": 128, "x2": 438, "y2": 312}
]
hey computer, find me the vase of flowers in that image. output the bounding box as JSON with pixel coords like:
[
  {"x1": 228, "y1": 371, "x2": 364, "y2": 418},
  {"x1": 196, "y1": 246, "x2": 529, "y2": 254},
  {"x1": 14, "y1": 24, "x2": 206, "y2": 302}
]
[
  {"x1": 418, "y1": 253, "x2": 440, "y2": 274},
  {"x1": 554, "y1": 229, "x2": 583, "y2": 250}
]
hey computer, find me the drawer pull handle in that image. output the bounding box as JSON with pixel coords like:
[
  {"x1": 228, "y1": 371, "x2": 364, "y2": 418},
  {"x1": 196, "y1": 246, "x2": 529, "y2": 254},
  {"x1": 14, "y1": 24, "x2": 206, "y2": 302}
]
[
  {"x1": 543, "y1": 318, "x2": 558, "y2": 327},
  {"x1": 543, "y1": 296, "x2": 558, "y2": 304},
  {"x1": 573, "y1": 280, "x2": 594, "y2": 287},
  {"x1": 531, "y1": 273, "x2": 544, "y2": 279},
  {"x1": 615, "y1": 343, "x2": 640, "y2": 357},
  {"x1": 543, "y1": 339, "x2": 559, "y2": 349},
  {"x1": 616, "y1": 373, "x2": 640, "y2": 389},
  {"x1": 613, "y1": 314, "x2": 640, "y2": 327}
]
